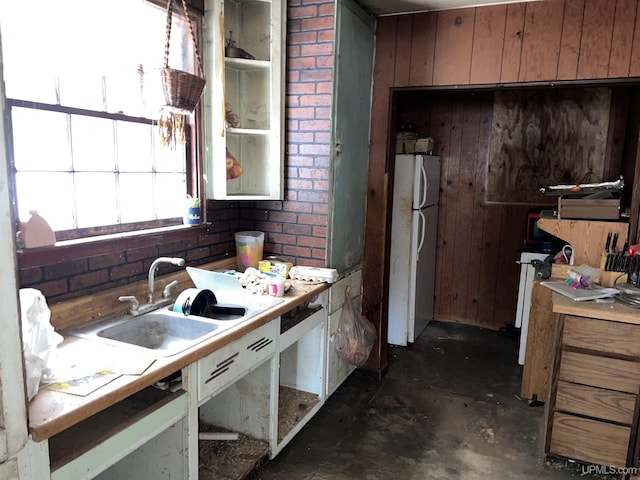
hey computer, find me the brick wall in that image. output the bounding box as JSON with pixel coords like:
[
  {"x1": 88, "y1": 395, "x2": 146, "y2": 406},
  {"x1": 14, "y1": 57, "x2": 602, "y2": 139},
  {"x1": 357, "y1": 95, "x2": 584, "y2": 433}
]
[
  {"x1": 240, "y1": 0, "x2": 335, "y2": 268},
  {"x1": 18, "y1": 202, "x2": 241, "y2": 303},
  {"x1": 16, "y1": 0, "x2": 336, "y2": 304}
]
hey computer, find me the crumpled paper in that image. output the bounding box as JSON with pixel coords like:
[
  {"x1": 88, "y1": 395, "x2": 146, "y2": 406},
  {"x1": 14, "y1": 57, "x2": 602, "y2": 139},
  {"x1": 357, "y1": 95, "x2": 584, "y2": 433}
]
[
  {"x1": 19, "y1": 288, "x2": 63, "y2": 400},
  {"x1": 239, "y1": 267, "x2": 268, "y2": 294}
]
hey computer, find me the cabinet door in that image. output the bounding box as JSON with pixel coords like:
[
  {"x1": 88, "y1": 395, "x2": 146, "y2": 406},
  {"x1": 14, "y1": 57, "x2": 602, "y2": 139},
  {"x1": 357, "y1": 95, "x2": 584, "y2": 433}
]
[{"x1": 204, "y1": 0, "x2": 285, "y2": 200}]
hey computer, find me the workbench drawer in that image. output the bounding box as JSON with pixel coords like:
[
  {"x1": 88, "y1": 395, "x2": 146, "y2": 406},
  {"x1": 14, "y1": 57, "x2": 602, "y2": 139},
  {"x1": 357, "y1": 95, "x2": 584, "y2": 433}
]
[
  {"x1": 555, "y1": 381, "x2": 636, "y2": 425},
  {"x1": 549, "y1": 412, "x2": 630, "y2": 467},
  {"x1": 559, "y1": 351, "x2": 640, "y2": 394},
  {"x1": 563, "y1": 316, "x2": 640, "y2": 357},
  {"x1": 197, "y1": 320, "x2": 277, "y2": 403}
]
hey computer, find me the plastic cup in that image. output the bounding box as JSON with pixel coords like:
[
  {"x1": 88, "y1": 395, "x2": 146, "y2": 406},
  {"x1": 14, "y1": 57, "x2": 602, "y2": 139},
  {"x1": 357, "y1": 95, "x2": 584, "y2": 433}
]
[{"x1": 235, "y1": 231, "x2": 264, "y2": 271}]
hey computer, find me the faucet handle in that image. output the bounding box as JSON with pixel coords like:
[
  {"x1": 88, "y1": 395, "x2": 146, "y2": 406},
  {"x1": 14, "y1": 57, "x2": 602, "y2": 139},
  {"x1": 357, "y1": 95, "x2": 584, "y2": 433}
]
[
  {"x1": 163, "y1": 280, "x2": 179, "y2": 299},
  {"x1": 118, "y1": 295, "x2": 140, "y2": 313}
]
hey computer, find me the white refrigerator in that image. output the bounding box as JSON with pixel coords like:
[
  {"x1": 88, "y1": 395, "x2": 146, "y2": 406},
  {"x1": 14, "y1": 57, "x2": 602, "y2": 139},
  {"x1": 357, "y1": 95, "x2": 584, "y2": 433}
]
[{"x1": 388, "y1": 154, "x2": 441, "y2": 346}]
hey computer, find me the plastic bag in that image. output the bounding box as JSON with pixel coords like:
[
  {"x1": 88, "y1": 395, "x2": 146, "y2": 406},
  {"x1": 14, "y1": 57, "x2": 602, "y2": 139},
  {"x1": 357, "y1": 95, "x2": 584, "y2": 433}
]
[
  {"x1": 19, "y1": 288, "x2": 63, "y2": 400},
  {"x1": 334, "y1": 287, "x2": 376, "y2": 367}
]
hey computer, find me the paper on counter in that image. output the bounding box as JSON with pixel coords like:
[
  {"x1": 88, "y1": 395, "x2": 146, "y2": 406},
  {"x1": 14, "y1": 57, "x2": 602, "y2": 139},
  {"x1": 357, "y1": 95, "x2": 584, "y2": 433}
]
[
  {"x1": 541, "y1": 280, "x2": 619, "y2": 301},
  {"x1": 46, "y1": 370, "x2": 121, "y2": 397}
]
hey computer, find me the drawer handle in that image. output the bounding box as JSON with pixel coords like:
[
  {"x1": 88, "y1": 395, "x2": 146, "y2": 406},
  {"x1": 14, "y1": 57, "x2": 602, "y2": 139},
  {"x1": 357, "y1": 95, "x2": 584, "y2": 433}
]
[{"x1": 247, "y1": 337, "x2": 273, "y2": 352}]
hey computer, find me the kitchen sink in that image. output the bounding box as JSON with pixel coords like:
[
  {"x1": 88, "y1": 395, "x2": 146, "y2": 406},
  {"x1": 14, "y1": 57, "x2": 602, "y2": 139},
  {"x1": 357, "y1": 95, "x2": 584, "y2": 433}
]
[
  {"x1": 64, "y1": 309, "x2": 226, "y2": 357},
  {"x1": 64, "y1": 289, "x2": 283, "y2": 357}
]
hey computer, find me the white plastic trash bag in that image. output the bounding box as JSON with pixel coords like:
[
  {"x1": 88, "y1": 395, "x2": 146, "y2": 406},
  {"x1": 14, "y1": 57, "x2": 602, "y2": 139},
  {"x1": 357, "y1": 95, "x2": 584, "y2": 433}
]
[{"x1": 19, "y1": 288, "x2": 63, "y2": 400}]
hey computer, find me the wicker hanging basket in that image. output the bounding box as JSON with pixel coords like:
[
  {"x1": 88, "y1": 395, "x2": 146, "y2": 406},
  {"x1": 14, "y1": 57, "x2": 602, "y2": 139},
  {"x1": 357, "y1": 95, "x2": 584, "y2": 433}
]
[{"x1": 161, "y1": 0, "x2": 206, "y2": 114}]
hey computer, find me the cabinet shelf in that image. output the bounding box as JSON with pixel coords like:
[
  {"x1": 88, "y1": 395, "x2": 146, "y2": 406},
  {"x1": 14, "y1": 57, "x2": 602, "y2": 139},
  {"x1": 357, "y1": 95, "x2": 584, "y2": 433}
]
[
  {"x1": 225, "y1": 57, "x2": 271, "y2": 71},
  {"x1": 277, "y1": 386, "x2": 321, "y2": 444},
  {"x1": 50, "y1": 388, "x2": 187, "y2": 479}
]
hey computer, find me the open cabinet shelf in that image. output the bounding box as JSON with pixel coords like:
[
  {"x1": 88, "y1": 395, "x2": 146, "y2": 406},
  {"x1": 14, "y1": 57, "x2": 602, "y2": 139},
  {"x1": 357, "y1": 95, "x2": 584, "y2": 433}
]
[{"x1": 204, "y1": 0, "x2": 285, "y2": 200}]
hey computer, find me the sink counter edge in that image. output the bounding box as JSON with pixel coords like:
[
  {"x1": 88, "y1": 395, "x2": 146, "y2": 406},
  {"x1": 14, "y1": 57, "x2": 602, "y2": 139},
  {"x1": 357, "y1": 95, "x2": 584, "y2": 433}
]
[{"x1": 28, "y1": 280, "x2": 330, "y2": 442}]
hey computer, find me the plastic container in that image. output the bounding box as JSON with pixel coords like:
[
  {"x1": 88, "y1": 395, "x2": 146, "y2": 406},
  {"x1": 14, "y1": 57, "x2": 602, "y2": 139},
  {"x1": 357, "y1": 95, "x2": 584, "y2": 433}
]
[{"x1": 235, "y1": 231, "x2": 264, "y2": 271}]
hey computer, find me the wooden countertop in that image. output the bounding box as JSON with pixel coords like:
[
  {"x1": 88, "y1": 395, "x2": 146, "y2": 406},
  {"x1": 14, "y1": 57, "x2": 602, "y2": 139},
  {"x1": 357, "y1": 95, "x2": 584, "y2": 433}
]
[
  {"x1": 29, "y1": 279, "x2": 329, "y2": 442},
  {"x1": 551, "y1": 291, "x2": 640, "y2": 325}
]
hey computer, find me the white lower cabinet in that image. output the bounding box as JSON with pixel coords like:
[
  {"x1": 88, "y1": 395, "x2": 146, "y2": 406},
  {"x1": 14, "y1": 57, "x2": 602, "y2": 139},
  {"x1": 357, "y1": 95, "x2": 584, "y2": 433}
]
[{"x1": 44, "y1": 289, "x2": 360, "y2": 480}]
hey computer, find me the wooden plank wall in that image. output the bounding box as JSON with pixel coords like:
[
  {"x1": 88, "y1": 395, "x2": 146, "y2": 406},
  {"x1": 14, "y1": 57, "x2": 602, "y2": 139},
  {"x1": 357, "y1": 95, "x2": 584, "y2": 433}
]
[{"x1": 362, "y1": 0, "x2": 640, "y2": 370}]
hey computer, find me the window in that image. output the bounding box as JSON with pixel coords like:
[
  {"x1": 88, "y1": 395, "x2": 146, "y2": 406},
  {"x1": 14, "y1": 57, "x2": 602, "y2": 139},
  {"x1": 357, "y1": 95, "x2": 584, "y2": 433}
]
[{"x1": 0, "y1": 0, "x2": 201, "y2": 239}]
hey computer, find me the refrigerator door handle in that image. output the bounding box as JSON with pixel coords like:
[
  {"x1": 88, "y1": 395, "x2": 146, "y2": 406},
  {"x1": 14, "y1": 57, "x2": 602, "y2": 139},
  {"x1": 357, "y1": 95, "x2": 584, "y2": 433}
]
[
  {"x1": 419, "y1": 161, "x2": 428, "y2": 209},
  {"x1": 417, "y1": 210, "x2": 426, "y2": 255}
]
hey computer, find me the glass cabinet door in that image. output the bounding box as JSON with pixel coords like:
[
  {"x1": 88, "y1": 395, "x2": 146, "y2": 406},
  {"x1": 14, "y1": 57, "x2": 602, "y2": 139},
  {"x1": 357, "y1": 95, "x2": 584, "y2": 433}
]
[{"x1": 204, "y1": 0, "x2": 285, "y2": 200}]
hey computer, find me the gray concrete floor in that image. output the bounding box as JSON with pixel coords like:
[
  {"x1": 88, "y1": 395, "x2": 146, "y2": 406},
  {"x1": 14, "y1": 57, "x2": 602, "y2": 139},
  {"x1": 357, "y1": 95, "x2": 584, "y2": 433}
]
[{"x1": 251, "y1": 321, "x2": 616, "y2": 480}]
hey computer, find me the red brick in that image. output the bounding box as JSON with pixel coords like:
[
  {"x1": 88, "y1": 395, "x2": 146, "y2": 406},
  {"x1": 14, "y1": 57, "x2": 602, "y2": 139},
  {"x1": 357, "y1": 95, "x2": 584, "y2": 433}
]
[
  {"x1": 287, "y1": 155, "x2": 315, "y2": 166},
  {"x1": 300, "y1": 94, "x2": 332, "y2": 106},
  {"x1": 313, "y1": 156, "x2": 331, "y2": 167},
  {"x1": 300, "y1": 43, "x2": 333, "y2": 56},
  {"x1": 44, "y1": 259, "x2": 88, "y2": 280},
  {"x1": 299, "y1": 119, "x2": 332, "y2": 131},
  {"x1": 288, "y1": 179, "x2": 314, "y2": 190},
  {"x1": 287, "y1": 18, "x2": 302, "y2": 33},
  {"x1": 255, "y1": 222, "x2": 282, "y2": 234},
  {"x1": 316, "y1": 55, "x2": 334, "y2": 67},
  {"x1": 289, "y1": 57, "x2": 317, "y2": 69},
  {"x1": 301, "y1": 17, "x2": 334, "y2": 30},
  {"x1": 313, "y1": 225, "x2": 328, "y2": 237},
  {"x1": 299, "y1": 69, "x2": 332, "y2": 82},
  {"x1": 288, "y1": 5, "x2": 318, "y2": 19},
  {"x1": 288, "y1": 106, "x2": 316, "y2": 119},
  {"x1": 318, "y1": 30, "x2": 335, "y2": 43},
  {"x1": 318, "y1": 3, "x2": 335, "y2": 16},
  {"x1": 69, "y1": 270, "x2": 110, "y2": 290},
  {"x1": 314, "y1": 131, "x2": 331, "y2": 143},
  {"x1": 285, "y1": 190, "x2": 299, "y2": 201},
  {"x1": 315, "y1": 107, "x2": 332, "y2": 118},
  {"x1": 287, "y1": 70, "x2": 301, "y2": 82},
  {"x1": 288, "y1": 31, "x2": 318, "y2": 44},
  {"x1": 126, "y1": 245, "x2": 159, "y2": 262},
  {"x1": 110, "y1": 262, "x2": 145, "y2": 281},
  {"x1": 316, "y1": 81, "x2": 333, "y2": 93},
  {"x1": 287, "y1": 83, "x2": 317, "y2": 94},
  {"x1": 19, "y1": 267, "x2": 42, "y2": 285},
  {"x1": 187, "y1": 247, "x2": 211, "y2": 262},
  {"x1": 300, "y1": 143, "x2": 330, "y2": 154},
  {"x1": 255, "y1": 200, "x2": 284, "y2": 211},
  {"x1": 299, "y1": 191, "x2": 329, "y2": 204},
  {"x1": 269, "y1": 211, "x2": 298, "y2": 223},
  {"x1": 269, "y1": 232, "x2": 298, "y2": 245},
  {"x1": 297, "y1": 213, "x2": 328, "y2": 225},
  {"x1": 283, "y1": 245, "x2": 312, "y2": 258},
  {"x1": 299, "y1": 167, "x2": 329, "y2": 179},
  {"x1": 288, "y1": 132, "x2": 315, "y2": 143},
  {"x1": 311, "y1": 248, "x2": 326, "y2": 260},
  {"x1": 298, "y1": 235, "x2": 326, "y2": 248},
  {"x1": 89, "y1": 252, "x2": 125, "y2": 270},
  {"x1": 314, "y1": 180, "x2": 330, "y2": 191},
  {"x1": 35, "y1": 279, "x2": 69, "y2": 298},
  {"x1": 284, "y1": 201, "x2": 312, "y2": 213},
  {"x1": 283, "y1": 223, "x2": 313, "y2": 235}
]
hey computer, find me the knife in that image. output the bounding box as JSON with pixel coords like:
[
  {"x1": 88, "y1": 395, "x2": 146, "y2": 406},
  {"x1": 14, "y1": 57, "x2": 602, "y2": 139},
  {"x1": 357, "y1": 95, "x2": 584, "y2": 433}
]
[{"x1": 605, "y1": 231, "x2": 612, "y2": 252}]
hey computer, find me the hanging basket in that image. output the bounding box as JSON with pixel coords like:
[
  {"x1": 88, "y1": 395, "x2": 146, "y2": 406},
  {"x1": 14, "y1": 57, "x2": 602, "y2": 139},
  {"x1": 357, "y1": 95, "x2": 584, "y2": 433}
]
[{"x1": 161, "y1": 0, "x2": 206, "y2": 114}]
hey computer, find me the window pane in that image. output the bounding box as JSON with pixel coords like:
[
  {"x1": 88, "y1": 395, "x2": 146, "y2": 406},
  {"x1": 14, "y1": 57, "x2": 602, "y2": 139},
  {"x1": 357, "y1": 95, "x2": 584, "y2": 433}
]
[
  {"x1": 15, "y1": 172, "x2": 75, "y2": 231},
  {"x1": 156, "y1": 173, "x2": 187, "y2": 218},
  {"x1": 71, "y1": 116, "x2": 115, "y2": 172},
  {"x1": 12, "y1": 109, "x2": 70, "y2": 171},
  {"x1": 74, "y1": 173, "x2": 118, "y2": 228},
  {"x1": 117, "y1": 122, "x2": 153, "y2": 172},
  {"x1": 58, "y1": 70, "x2": 105, "y2": 111},
  {"x1": 154, "y1": 126, "x2": 187, "y2": 173},
  {"x1": 119, "y1": 173, "x2": 155, "y2": 223}
]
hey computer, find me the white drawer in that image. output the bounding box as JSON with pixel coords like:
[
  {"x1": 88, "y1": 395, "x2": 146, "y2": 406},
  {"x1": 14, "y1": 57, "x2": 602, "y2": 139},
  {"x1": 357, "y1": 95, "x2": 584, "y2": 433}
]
[{"x1": 197, "y1": 320, "x2": 277, "y2": 403}]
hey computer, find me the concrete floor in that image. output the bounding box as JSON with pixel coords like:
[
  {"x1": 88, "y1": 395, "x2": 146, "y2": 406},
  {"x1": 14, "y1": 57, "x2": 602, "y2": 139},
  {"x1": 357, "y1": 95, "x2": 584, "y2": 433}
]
[{"x1": 251, "y1": 321, "x2": 613, "y2": 480}]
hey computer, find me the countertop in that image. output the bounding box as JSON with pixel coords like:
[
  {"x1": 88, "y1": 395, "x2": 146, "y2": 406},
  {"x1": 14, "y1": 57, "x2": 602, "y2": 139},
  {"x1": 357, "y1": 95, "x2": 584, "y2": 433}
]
[
  {"x1": 551, "y1": 291, "x2": 640, "y2": 325},
  {"x1": 29, "y1": 279, "x2": 329, "y2": 442}
]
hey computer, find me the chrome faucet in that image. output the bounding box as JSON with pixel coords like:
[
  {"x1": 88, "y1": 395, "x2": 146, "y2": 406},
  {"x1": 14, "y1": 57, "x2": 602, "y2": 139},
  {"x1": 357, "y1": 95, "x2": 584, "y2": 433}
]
[{"x1": 148, "y1": 257, "x2": 186, "y2": 304}]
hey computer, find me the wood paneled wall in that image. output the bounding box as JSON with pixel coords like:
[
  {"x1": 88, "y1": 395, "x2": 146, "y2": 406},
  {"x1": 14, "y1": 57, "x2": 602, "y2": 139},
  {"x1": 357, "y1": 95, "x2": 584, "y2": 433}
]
[{"x1": 363, "y1": 0, "x2": 640, "y2": 371}]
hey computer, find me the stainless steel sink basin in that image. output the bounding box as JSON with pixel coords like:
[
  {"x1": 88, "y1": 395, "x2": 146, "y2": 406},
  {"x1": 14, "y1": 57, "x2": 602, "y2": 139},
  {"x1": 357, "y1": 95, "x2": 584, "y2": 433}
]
[{"x1": 65, "y1": 309, "x2": 224, "y2": 357}]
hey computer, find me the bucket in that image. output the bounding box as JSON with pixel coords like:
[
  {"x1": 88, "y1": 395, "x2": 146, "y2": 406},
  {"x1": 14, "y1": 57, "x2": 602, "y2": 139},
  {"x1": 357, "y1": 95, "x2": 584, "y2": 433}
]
[{"x1": 235, "y1": 231, "x2": 264, "y2": 271}]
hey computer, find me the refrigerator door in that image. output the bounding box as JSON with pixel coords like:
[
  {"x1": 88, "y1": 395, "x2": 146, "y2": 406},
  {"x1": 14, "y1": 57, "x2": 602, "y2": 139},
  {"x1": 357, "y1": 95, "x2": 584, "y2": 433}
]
[
  {"x1": 414, "y1": 155, "x2": 441, "y2": 208},
  {"x1": 388, "y1": 155, "x2": 416, "y2": 346},
  {"x1": 410, "y1": 205, "x2": 438, "y2": 342}
]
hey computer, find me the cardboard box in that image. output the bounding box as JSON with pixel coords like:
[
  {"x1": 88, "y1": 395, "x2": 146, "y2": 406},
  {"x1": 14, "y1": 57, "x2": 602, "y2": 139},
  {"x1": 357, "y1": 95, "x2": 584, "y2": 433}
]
[
  {"x1": 557, "y1": 198, "x2": 620, "y2": 220},
  {"x1": 258, "y1": 258, "x2": 293, "y2": 277}
]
